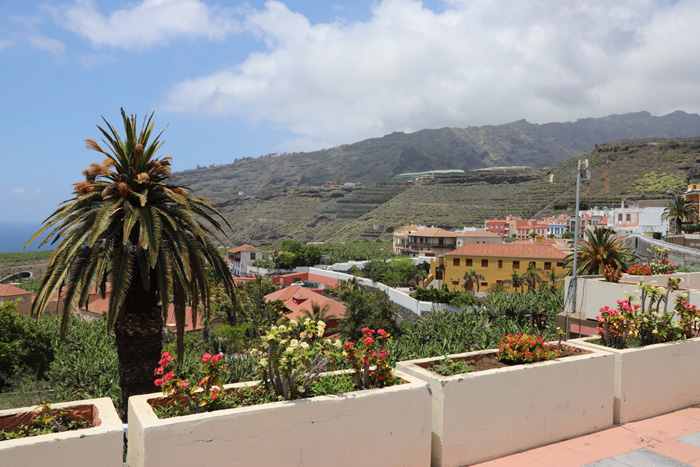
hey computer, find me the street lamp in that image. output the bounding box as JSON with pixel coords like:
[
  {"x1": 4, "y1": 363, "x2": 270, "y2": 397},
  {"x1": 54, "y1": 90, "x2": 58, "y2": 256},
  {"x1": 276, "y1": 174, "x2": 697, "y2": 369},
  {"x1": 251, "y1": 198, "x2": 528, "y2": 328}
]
[{"x1": 566, "y1": 159, "x2": 590, "y2": 339}]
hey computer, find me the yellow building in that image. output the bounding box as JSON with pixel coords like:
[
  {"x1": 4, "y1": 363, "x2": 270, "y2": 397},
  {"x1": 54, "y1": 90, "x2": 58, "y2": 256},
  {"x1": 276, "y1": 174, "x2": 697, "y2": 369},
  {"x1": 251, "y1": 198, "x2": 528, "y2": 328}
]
[
  {"x1": 0, "y1": 284, "x2": 32, "y2": 316},
  {"x1": 431, "y1": 243, "x2": 568, "y2": 291}
]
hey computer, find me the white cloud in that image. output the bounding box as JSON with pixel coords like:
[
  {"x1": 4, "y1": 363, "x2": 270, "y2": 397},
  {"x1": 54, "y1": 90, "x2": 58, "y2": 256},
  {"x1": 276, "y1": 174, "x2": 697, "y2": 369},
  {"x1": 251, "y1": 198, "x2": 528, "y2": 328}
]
[
  {"x1": 52, "y1": 0, "x2": 240, "y2": 49},
  {"x1": 11, "y1": 188, "x2": 43, "y2": 199},
  {"x1": 26, "y1": 34, "x2": 66, "y2": 54},
  {"x1": 0, "y1": 38, "x2": 15, "y2": 50},
  {"x1": 160, "y1": 0, "x2": 700, "y2": 152}
]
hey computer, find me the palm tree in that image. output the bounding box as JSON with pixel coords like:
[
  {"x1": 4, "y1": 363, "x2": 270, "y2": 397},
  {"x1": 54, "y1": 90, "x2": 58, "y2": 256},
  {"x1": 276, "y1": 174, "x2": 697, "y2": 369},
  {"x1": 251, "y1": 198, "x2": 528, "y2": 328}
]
[
  {"x1": 545, "y1": 269, "x2": 564, "y2": 290},
  {"x1": 663, "y1": 195, "x2": 699, "y2": 234},
  {"x1": 26, "y1": 109, "x2": 234, "y2": 413},
  {"x1": 564, "y1": 227, "x2": 632, "y2": 275},
  {"x1": 461, "y1": 268, "x2": 485, "y2": 293},
  {"x1": 505, "y1": 270, "x2": 526, "y2": 293},
  {"x1": 522, "y1": 263, "x2": 544, "y2": 291},
  {"x1": 301, "y1": 301, "x2": 337, "y2": 322}
]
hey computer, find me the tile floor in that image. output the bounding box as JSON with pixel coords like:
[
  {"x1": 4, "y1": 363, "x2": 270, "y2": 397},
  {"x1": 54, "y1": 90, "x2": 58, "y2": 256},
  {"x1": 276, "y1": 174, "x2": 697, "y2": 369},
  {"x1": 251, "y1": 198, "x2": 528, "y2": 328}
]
[{"x1": 473, "y1": 406, "x2": 700, "y2": 467}]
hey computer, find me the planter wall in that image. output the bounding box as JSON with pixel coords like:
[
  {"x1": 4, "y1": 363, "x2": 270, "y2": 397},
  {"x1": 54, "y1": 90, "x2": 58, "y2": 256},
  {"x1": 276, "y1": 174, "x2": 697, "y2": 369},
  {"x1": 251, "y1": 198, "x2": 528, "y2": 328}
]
[
  {"x1": 396, "y1": 342, "x2": 614, "y2": 467},
  {"x1": 572, "y1": 337, "x2": 700, "y2": 424},
  {"x1": 127, "y1": 370, "x2": 431, "y2": 467},
  {"x1": 0, "y1": 397, "x2": 123, "y2": 467}
]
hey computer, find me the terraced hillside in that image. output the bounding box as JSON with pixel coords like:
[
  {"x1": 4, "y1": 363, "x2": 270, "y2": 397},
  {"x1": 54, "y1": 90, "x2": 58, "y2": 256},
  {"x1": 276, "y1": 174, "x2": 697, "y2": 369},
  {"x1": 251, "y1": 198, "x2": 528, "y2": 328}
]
[{"x1": 210, "y1": 138, "x2": 700, "y2": 246}]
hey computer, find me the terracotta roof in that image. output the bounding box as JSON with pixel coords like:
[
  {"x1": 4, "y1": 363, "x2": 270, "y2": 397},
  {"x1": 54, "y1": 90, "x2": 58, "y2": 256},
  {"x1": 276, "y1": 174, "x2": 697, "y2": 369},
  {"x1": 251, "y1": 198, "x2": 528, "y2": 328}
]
[
  {"x1": 0, "y1": 284, "x2": 31, "y2": 296},
  {"x1": 227, "y1": 244, "x2": 261, "y2": 253},
  {"x1": 446, "y1": 243, "x2": 567, "y2": 260},
  {"x1": 264, "y1": 286, "x2": 345, "y2": 321},
  {"x1": 457, "y1": 231, "x2": 501, "y2": 237},
  {"x1": 83, "y1": 297, "x2": 201, "y2": 332},
  {"x1": 407, "y1": 227, "x2": 457, "y2": 238}
]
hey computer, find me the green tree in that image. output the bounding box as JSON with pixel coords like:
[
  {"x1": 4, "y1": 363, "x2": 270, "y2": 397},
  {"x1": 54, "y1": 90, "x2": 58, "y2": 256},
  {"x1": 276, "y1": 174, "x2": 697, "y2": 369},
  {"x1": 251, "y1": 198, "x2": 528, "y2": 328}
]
[
  {"x1": 522, "y1": 263, "x2": 545, "y2": 291},
  {"x1": 0, "y1": 303, "x2": 53, "y2": 391},
  {"x1": 505, "y1": 270, "x2": 526, "y2": 293},
  {"x1": 663, "y1": 195, "x2": 699, "y2": 234},
  {"x1": 564, "y1": 227, "x2": 632, "y2": 275},
  {"x1": 301, "y1": 302, "x2": 336, "y2": 322},
  {"x1": 338, "y1": 287, "x2": 399, "y2": 342},
  {"x1": 26, "y1": 109, "x2": 234, "y2": 413},
  {"x1": 461, "y1": 268, "x2": 485, "y2": 293}
]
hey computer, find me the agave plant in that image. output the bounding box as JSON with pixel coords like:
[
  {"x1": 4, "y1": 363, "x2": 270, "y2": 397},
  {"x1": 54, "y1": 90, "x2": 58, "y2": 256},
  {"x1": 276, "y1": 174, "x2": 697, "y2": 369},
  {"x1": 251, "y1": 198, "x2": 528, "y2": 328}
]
[{"x1": 27, "y1": 109, "x2": 234, "y2": 413}]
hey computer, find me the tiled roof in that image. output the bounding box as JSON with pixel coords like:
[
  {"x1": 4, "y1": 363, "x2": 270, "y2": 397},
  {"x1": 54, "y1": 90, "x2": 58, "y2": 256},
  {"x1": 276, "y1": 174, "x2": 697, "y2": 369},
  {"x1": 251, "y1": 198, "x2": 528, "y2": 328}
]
[
  {"x1": 457, "y1": 231, "x2": 501, "y2": 237},
  {"x1": 407, "y1": 227, "x2": 457, "y2": 238},
  {"x1": 264, "y1": 286, "x2": 346, "y2": 321},
  {"x1": 227, "y1": 244, "x2": 261, "y2": 253},
  {"x1": 0, "y1": 284, "x2": 31, "y2": 296},
  {"x1": 446, "y1": 242, "x2": 567, "y2": 259}
]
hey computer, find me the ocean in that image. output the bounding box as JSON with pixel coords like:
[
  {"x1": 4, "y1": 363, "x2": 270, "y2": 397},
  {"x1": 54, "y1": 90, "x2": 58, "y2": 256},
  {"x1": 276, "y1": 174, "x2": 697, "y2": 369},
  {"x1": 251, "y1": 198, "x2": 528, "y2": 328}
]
[{"x1": 0, "y1": 222, "x2": 53, "y2": 253}]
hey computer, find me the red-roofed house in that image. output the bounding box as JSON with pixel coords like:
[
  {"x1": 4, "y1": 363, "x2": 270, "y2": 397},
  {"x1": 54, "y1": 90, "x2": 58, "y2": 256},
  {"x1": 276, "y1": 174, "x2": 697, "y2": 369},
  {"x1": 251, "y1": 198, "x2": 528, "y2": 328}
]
[
  {"x1": 0, "y1": 284, "x2": 32, "y2": 316},
  {"x1": 264, "y1": 286, "x2": 345, "y2": 330},
  {"x1": 227, "y1": 245, "x2": 269, "y2": 276},
  {"x1": 393, "y1": 227, "x2": 457, "y2": 257},
  {"x1": 431, "y1": 243, "x2": 569, "y2": 291}
]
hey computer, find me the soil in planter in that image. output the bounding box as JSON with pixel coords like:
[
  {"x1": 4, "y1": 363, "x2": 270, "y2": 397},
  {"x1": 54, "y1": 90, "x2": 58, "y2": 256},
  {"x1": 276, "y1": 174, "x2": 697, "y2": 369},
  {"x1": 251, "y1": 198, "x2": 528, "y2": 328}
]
[
  {"x1": 0, "y1": 403, "x2": 96, "y2": 441},
  {"x1": 423, "y1": 346, "x2": 591, "y2": 376},
  {"x1": 151, "y1": 373, "x2": 406, "y2": 419}
]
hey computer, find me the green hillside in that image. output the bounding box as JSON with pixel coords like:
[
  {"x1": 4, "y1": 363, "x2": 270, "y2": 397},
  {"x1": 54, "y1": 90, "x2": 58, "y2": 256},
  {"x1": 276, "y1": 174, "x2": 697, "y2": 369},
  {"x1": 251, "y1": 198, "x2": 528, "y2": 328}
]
[{"x1": 204, "y1": 138, "x2": 700, "y2": 246}]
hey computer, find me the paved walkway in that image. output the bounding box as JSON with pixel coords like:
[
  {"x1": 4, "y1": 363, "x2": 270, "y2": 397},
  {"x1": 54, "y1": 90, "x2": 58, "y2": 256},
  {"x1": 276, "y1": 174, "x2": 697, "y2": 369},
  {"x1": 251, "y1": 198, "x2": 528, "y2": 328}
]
[{"x1": 474, "y1": 406, "x2": 700, "y2": 467}]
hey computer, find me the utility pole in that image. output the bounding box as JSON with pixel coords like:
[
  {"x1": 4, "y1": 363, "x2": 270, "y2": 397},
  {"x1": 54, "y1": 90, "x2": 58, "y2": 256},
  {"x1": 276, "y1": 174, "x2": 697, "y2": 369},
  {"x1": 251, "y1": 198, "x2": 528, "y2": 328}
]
[{"x1": 566, "y1": 159, "x2": 589, "y2": 339}]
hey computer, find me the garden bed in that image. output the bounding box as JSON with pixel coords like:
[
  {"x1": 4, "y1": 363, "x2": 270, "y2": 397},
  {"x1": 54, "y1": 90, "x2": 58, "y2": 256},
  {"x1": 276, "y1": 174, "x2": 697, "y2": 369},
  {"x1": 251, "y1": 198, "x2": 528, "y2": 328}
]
[
  {"x1": 0, "y1": 397, "x2": 123, "y2": 467},
  {"x1": 397, "y1": 342, "x2": 614, "y2": 467},
  {"x1": 127, "y1": 370, "x2": 431, "y2": 467},
  {"x1": 571, "y1": 337, "x2": 700, "y2": 423}
]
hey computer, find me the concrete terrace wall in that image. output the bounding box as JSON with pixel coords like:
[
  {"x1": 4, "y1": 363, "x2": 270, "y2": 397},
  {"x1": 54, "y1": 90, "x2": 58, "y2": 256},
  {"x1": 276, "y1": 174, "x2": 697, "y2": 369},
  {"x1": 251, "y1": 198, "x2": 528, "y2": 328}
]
[
  {"x1": 298, "y1": 267, "x2": 464, "y2": 317},
  {"x1": 626, "y1": 234, "x2": 700, "y2": 268},
  {"x1": 564, "y1": 274, "x2": 700, "y2": 321}
]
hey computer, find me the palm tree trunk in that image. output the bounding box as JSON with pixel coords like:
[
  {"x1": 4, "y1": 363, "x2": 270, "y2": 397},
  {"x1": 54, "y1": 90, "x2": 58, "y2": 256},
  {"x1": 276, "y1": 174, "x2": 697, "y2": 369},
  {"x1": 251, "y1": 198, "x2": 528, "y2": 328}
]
[{"x1": 114, "y1": 270, "x2": 163, "y2": 419}]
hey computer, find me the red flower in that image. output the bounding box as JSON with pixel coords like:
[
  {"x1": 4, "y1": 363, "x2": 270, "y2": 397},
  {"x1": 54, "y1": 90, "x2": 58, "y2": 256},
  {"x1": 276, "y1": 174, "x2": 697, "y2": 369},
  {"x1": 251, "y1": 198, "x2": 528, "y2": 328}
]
[
  {"x1": 377, "y1": 329, "x2": 387, "y2": 336},
  {"x1": 154, "y1": 378, "x2": 163, "y2": 386},
  {"x1": 345, "y1": 342, "x2": 355, "y2": 350}
]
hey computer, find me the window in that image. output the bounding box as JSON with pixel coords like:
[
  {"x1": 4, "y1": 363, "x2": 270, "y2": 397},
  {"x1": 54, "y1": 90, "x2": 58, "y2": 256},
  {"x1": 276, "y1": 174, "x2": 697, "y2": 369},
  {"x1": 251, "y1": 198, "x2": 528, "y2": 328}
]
[
  {"x1": 453, "y1": 258, "x2": 460, "y2": 266},
  {"x1": 557, "y1": 262, "x2": 564, "y2": 267},
  {"x1": 498, "y1": 260, "x2": 503, "y2": 269},
  {"x1": 466, "y1": 259, "x2": 473, "y2": 267},
  {"x1": 481, "y1": 259, "x2": 488, "y2": 268},
  {"x1": 544, "y1": 262, "x2": 551, "y2": 270},
  {"x1": 618, "y1": 214, "x2": 623, "y2": 222},
  {"x1": 250, "y1": 252, "x2": 256, "y2": 260},
  {"x1": 452, "y1": 280, "x2": 460, "y2": 285},
  {"x1": 480, "y1": 282, "x2": 488, "y2": 287},
  {"x1": 513, "y1": 261, "x2": 520, "y2": 269},
  {"x1": 626, "y1": 214, "x2": 631, "y2": 222}
]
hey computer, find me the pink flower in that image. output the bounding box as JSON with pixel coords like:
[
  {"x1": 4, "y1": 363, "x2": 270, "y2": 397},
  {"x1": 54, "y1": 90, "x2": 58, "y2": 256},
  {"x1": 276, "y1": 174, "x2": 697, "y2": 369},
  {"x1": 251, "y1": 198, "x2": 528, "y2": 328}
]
[
  {"x1": 364, "y1": 337, "x2": 374, "y2": 345},
  {"x1": 213, "y1": 354, "x2": 224, "y2": 363},
  {"x1": 154, "y1": 366, "x2": 164, "y2": 375},
  {"x1": 165, "y1": 371, "x2": 175, "y2": 380},
  {"x1": 377, "y1": 329, "x2": 387, "y2": 336},
  {"x1": 211, "y1": 395, "x2": 218, "y2": 400},
  {"x1": 361, "y1": 327, "x2": 370, "y2": 333},
  {"x1": 345, "y1": 342, "x2": 355, "y2": 350},
  {"x1": 154, "y1": 378, "x2": 163, "y2": 386},
  {"x1": 202, "y1": 353, "x2": 212, "y2": 363},
  {"x1": 212, "y1": 387, "x2": 220, "y2": 394}
]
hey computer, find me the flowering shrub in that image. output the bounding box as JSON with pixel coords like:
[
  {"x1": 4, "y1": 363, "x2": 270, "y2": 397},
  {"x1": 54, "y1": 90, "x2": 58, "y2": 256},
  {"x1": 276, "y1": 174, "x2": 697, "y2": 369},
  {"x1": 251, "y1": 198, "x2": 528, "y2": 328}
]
[
  {"x1": 596, "y1": 277, "x2": 689, "y2": 348},
  {"x1": 603, "y1": 265, "x2": 623, "y2": 283},
  {"x1": 251, "y1": 319, "x2": 342, "y2": 401},
  {"x1": 627, "y1": 264, "x2": 652, "y2": 276},
  {"x1": 647, "y1": 246, "x2": 678, "y2": 274},
  {"x1": 154, "y1": 351, "x2": 228, "y2": 414},
  {"x1": 650, "y1": 259, "x2": 678, "y2": 275},
  {"x1": 344, "y1": 327, "x2": 396, "y2": 389},
  {"x1": 497, "y1": 333, "x2": 561, "y2": 365},
  {"x1": 596, "y1": 300, "x2": 638, "y2": 349},
  {"x1": 675, "y1": 294, "x2": 700, "y2": 339},
  {"x1": 635, "y1": 279, "x2": 682, "y2": 345}
]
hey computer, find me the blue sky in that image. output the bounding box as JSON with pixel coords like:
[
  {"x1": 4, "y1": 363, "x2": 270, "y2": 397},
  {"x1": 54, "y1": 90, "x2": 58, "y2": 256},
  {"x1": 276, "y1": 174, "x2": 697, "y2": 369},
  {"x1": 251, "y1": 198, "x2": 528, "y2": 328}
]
[{"x1": 2, "y1": 0, "x2": 700, "y2": 226}]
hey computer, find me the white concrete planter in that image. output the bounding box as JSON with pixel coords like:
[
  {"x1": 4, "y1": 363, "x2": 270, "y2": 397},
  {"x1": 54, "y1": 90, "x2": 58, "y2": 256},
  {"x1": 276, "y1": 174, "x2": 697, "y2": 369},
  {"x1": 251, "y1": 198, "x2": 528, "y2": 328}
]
[
  {"x1": 0, "y1": 397, "x2": 123, "y2": 467},
  {"x1": 127, "y1": 370, "x2": 431, "y2": 467},
  {"x1": 571, "y1": 337, "x2": 700, "y2": 424},
  {"x1": 396, "y1": 342, "x2": 614, "y2": 467}
]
